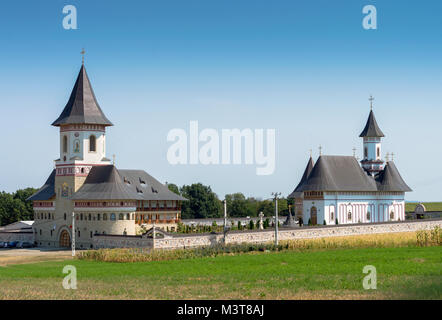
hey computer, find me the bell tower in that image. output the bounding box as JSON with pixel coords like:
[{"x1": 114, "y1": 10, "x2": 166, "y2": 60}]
[
  {"x1": 52, "y1": 54, "x2": 113, "y2": 205},
  {"x1": 359, "y1": 96, "x2": 385, "y2": 176}
]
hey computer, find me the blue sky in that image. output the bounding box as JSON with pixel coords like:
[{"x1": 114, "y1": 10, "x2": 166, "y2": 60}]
[{"x1": 0, "y1": 0, "x2": 441, "y2": 201}]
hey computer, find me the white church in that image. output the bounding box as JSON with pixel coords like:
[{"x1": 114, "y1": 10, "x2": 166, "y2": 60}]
[{"x1": 289, "y1": 98, "x2": 412, "y2": 225}]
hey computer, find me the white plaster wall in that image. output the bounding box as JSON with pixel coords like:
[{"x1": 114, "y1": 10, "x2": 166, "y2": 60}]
[{"x1": 59, "y1": 130, "x2": 108, "y2": 164}]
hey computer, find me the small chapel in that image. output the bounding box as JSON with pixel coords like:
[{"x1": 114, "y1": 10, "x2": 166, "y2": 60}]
[
  {"x1": 28, "y1": 60, "x2": 186, "y2": 248},
  {"x1": 288, "y1": 97, "x2": 412, "y2": 225}
]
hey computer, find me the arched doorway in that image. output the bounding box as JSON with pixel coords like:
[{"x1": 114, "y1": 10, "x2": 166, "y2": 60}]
[
  {"x1": 59, "y1": 230, "x2": 71, "y2": 248},
  {"x1": 310, "y1": 207, "x2": 317, "y2": 225}
]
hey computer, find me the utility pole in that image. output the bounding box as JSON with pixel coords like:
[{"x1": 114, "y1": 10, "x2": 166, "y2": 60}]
[
  {"x1": 271, "y1": 192, "x2": 281, "y2": 246},
  {"x1": 223, "y1": 199, "x2": 228, "y2": 244},
  {"x1": 71, "y1": 211, "x2": 76, "y2": 257}
]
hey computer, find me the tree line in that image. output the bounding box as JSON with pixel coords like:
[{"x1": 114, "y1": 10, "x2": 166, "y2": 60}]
[
  {"x1": 0, "y1": 188, "x2": 37, "y2": 226},
  {"x1": 168, "y1": 183, "x2": 294, "y2": 219},
  {"x1": 0, "y1": 183, "x2": 293, "y2": 226}
]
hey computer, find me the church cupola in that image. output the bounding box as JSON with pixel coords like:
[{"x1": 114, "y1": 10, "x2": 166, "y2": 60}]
[
  {"x1": 53, "y1": 57, "x2": 113, "y2": 176},
  {"x1": 359, "y1": 96, "x2": 384, "y2": 176}
]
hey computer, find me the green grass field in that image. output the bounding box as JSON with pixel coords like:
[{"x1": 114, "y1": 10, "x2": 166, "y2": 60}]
[
  {"x1": 406, "y1": 202, "x2": 442, "y2": 212},
  {"x1": 0, "y1": 246, "x2": 441, "y2": 299}
]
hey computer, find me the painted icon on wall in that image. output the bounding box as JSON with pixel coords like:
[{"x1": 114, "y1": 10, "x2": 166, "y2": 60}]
[
  {"x1": 74, "y1": 139, "x2": 80, "y2": 153},
  {"x1": 62, "y1": 182, "x2": 69, "y2": 198}
]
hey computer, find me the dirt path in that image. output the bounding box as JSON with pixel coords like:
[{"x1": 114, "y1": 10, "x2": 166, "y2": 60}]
[{"x1": 0, "y1": 248, "x2": 73, "y2": 266}]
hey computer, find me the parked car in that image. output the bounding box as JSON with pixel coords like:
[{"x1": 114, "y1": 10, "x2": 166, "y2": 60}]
[
  {"x1": 17, "y1": 241, "x2": 34, "y2": 248},
  {"x1": 2, "y1": 241, "x2": 9, "y2": 248},
  {"x1": 7, "y1": 241, "x2": 18, "y2": 248},
  {"x1": 0, "y1": 241, "x2": 5, "y2": 248}
]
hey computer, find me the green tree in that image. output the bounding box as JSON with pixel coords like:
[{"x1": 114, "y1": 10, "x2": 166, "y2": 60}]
[
  {"x1": 225, "y1": 193, "x2": 249, "y2": 217},
  {"x1": 180, "y1": 183, "x2": 222, "y2": 219},
  {"x1": 167, "y1": 183, "x2": 180, "y2": 195}
]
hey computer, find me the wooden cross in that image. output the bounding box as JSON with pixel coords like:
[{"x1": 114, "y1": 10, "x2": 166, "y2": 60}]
[
  {"x1": 369, "y1": 95, "x2": 374, "y2": 110},
  {"x1": 81, "y1": 48, "x2": 85, "y2": 64}
]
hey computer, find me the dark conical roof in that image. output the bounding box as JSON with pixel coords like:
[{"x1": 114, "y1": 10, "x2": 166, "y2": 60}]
[
  {"x1": 359, "y1": 110, "x2": 384, "y2": 137},
  {"x1": 288, "y1": 156, "x2": 314, "y2": 198},
  {"x1": 52, "y1": 65, "x2": 113, "y2": 126},
  {"x1": 376, "y1": 161, "x2": 412, "y2": 192}
]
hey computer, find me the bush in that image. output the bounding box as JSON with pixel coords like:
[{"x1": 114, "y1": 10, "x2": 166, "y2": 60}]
[{"x1": 249, "y1": 220, "x2": 254, "y2": 230}]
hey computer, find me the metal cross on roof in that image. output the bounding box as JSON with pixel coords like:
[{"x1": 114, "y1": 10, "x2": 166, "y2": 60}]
[
  {"x1": 319, "y1": 145, "x2": 322, "y2": 156},
  {"x1": 391, "y1": 152, "x2": 395, "y2": 161},
  {"x1": 81, "y1": 48, "x2": 85, "y2": 64},
  {"x1": 386, "y1": 152, "x2": 390, "y2": 162},
  {"x1": 352, "y1": 147, "x2": 356, "y2": 157},
  {"x1": 369, "y1": 95, "x2": 374, "y2": 110}
]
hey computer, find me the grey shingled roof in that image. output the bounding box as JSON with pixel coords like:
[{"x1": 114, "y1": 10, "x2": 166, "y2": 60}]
[
  {"x1": 359, "y1": 110, "x2": 385, "y2": 137},
  {"x1": 27, "y1": 170, "x2": 56, "y2": 201},
  {"x1": 119, "y1": 169, "x2": 188, "y2": 201},
  {"x1": 296, "y1": 156, "x2": 378, "y2": 192},
  {"x1": 376, "y1": 161, "x2": 412, "y2": 192},
  {"x1": 52, "y1": 65, "x2": 113, "y2": 126},
  {"x1": 288, "y1": 156, "x2": 314, "y2": 198},
  {"x1": 71, "y1": 165, "x2": 142, "y2": 200},
  {"x1": 70, "y1": 165, "x2": 187, "y2": 201}
]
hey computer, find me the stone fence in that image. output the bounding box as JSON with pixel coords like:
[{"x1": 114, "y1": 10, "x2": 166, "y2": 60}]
[{"x1": 92, "y1": 218, "x2": 442, "y2": 250}]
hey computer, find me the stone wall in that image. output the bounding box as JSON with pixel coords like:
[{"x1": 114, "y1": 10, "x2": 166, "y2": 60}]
[{"x1": 92, "y1": 219, "x2": 442, "y2": 250}]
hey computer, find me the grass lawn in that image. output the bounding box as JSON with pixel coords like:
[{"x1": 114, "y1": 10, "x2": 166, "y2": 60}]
[
  {"x1": 0, "y1": 246, "x2": 441, "y2": 300},
  {"x1": 406, "y1": 202, "x2": 442, "y2": 212}
]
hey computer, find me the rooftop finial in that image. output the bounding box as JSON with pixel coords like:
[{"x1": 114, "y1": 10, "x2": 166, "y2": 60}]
[
  {"x1": 81, "y1": 48, "x2": 85, "y2": 65},
  {"x1": 369, "y1": 95, "x2": 374, "y2": 110},
  {"x1": 319, "y1": 145, "x2": 322, "y2": 156},
  {"x1": 386, "y1": 152, "x2": 390, "y2": 162},
  {"x1": 391, "y1": 152, "x2": 394, "y2": 161},
  {"x1": 352, "y1": 147, "x2": 356, "y2": 157},
  {"x1": 112, "y1": 154, "x2": 115, "y2": 165},
  {"x1": 309, "y1": 149, "x2": 312, "y2": 158}
]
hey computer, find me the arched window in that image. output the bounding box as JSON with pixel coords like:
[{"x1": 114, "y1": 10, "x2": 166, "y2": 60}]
[
  {"x1": 89, "y1": 135, "x2": 96, "y2": 152},
  {"x1": 64, "y1": 213, "x2": 66, "y2": 220},
  {"x1": 377, "y1": 147, "x2": 380, "y2": 158},
  {"x1": 103, "y1": 213, "x2": 108, "y2": 221},
  {"x1": 364, "y1": 147, "x2": 368, "y2": 158},
  {"x1": 110, "y1": 213, "x2": 116, "y2": 221},
  {"x1": 119, "y1": 213, "x2": 124, "y2": 220},
  {"x1": 330, "y1": 211, "x2": 334, "y2": 221},
  {"x1": 366, "y1": 212, "x2": 371, "y2": 220},
  {"x1": 126, "y1": 213, "x2": 130, "y2": 220},
  {"x1": 63, "y1": 136, "x2": 68, "y2": 153},
  {"x1": 347, "y1": 212, "x2": 352, "y2": 220}
]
